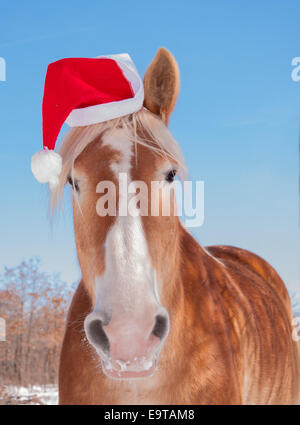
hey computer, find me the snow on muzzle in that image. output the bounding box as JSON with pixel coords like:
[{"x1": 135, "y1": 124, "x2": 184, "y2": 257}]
[{"x1": 84, "y1": 307, "x2": 169, "y2": 379}]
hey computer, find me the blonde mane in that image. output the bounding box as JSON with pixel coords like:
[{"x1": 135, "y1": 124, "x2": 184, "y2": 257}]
[{"x1": 50, "y1": 107, "x2": 186, "y2": 213}]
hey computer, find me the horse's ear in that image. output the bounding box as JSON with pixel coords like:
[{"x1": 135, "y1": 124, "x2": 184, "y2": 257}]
[{"x1": 143, "y1": 47, "x2": 180, "y2": 126}]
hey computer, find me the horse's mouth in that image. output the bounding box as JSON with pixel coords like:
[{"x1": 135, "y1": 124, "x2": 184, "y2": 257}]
[{"x1": 101, "y1": 355, "x2": 157, "y2": 380}]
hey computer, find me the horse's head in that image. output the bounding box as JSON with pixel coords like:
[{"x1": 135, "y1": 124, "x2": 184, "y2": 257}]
[{"x1": 52, "y1": 48, "x2": 185, "y2": 379}]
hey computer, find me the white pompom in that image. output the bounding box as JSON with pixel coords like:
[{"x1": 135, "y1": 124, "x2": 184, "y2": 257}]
[{"x1": 31, "y1": 149, "x2": 62, "y2": 189}]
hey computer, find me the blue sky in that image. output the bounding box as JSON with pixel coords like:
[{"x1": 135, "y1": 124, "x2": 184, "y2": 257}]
[{"x1": 0, "y1": 1, "x2": 299, "y2": 291}]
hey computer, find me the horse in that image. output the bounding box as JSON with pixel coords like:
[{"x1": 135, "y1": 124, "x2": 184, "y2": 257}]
[{"x1": 51, "y1": 48, "x2": 300, "y2": 404}]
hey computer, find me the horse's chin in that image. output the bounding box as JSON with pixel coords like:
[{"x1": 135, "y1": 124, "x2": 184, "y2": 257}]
[{"x1": 101, "y1": 355, "x2": 157, "y2": 381}]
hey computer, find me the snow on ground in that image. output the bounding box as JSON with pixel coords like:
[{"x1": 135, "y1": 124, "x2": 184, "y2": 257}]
[{"x1": 0, "y1": 385, "x2": 58, "y2": 405}]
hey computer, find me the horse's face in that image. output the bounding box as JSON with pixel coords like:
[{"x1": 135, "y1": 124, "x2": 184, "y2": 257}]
[
  {"x1": 69, "y1": 49, "x2": 181, "y2": 379},
  {"x1": 72, "y1": 126, "x2": 179, "y2": 379}
]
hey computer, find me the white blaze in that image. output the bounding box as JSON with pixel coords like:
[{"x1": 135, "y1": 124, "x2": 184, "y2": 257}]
[{"x1": 95, "y1": 129, "x2": 158, "y2": 318}]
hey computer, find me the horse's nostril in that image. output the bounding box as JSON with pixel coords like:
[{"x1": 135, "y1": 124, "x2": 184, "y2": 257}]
[
  {"x1": 152, "y1": 314, "x2": 169, "y2": 340},
  {"x1": 87, "y1": 319, "x2": 110, "y2": 354}
]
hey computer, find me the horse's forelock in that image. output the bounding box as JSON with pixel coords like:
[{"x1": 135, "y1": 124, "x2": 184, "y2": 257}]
[{"x1": 49, "y1": 108, "x2": 186, "y2": 215}]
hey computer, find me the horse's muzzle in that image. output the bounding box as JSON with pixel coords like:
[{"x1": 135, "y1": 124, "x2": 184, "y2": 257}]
[{"x1": 84, "y1": 309, "x2": 169, "y2": 379}]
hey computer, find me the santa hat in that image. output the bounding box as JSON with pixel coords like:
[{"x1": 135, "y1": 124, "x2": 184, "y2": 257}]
[{"x1": 31, "y1": 53, "x2": 144, "y2": 189}]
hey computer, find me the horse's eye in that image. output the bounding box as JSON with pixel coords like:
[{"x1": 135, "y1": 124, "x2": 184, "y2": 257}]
[
  {"x1": 67, "y1": 176, "x2": 79, "y2": 192},
  {"x1": 166, "y1": 169, "x2": 177, "y2": 183}
]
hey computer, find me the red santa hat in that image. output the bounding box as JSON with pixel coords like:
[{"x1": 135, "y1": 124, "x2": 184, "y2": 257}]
[{"x1": 31, "y1": 53, "x2": 144, "y2": 189}]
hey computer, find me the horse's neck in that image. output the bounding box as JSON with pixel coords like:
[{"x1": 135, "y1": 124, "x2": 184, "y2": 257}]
[
  {"x1": 179, "y1": 224, "x2": 208, "y2": 276},
  {"x1": 174, "y1": 226, "x2": 244, "y2": 349},
  {"x1": 176, "y1": 224, "x2": 209, "y2": 297},
  {"x1": 161, "y1": 225, "x2": 210, "y2": 343}
]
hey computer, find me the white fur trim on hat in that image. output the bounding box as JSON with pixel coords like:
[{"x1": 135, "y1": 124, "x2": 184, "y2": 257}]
[{"x1": 31, "y1": 149, "x2": 62, "y2": 189}]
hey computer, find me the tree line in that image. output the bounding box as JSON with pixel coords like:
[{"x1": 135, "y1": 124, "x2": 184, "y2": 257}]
[{"x1": 0, "y1": 258, "x2": 74, "y2": 386}]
